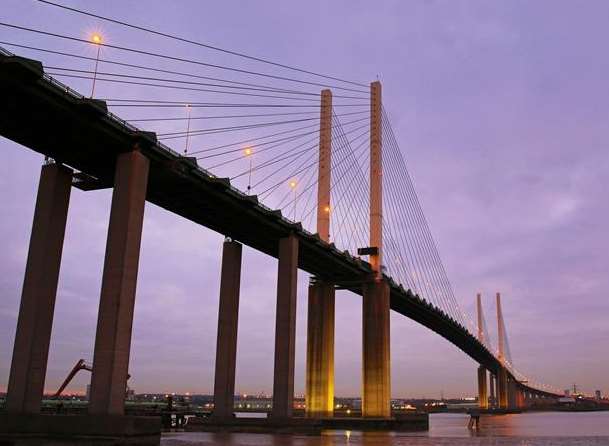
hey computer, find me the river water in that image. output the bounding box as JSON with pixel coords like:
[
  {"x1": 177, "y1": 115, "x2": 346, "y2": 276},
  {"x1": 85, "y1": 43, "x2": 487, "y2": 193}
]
[{"x1": 161, "y1": 412, "x2": 609, "y2": 445}]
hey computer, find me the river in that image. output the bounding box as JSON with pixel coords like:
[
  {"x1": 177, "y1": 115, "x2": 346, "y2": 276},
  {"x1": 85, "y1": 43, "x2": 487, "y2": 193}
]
[{"x1": 161, "y1": 412, "x2": 609, "y2": 445}]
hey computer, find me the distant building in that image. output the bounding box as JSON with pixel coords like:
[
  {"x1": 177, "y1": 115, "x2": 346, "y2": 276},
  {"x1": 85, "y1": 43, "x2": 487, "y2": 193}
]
[
  {"x1": 85, "y1": 384, "x2": 91, "y2": 401},
  {"x1": 564, "y1": 389, "x2": 570, "y2": 397},
  {"x1": 595, "y1": 390, "x2": 602, "y2": 400}
]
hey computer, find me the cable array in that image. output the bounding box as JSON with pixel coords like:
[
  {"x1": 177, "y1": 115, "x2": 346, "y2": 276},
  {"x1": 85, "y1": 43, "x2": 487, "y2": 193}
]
[{"x1": 381, "y1": 108, "x2": 466, "y2": 326}]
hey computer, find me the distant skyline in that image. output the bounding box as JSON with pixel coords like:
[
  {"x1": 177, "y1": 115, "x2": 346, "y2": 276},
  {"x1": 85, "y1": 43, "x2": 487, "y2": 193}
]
[{"x1": 1, "y1": 0, "x2": 608, "y2": 398}]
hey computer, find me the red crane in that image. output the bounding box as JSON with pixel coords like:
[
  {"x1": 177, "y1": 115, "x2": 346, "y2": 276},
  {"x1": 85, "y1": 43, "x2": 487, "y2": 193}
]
[{"x1": 54, "y1": 359, "x2": 130, "y2": 398}]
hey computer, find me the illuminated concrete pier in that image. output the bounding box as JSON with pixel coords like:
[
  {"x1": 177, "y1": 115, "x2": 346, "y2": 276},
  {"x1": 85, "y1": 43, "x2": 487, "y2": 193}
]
[
  {"x1": 497, "y1": 367, "x2": 509, "y2": 409},
  {"x1": 478, "y1": 367, "x2": 488, "y2": 409},
  {"x1": 305, "y1": 281, "x2": 335, "y2": 417},
  {"x1": 362, "y1": 279, "x2": 391, "y2": 417}
]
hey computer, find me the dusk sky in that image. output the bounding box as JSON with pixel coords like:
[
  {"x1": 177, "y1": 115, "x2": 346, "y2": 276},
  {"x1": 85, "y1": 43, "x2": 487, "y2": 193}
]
[{"x1": 1, "y1": 0, "x2": 608, "y2": 399}]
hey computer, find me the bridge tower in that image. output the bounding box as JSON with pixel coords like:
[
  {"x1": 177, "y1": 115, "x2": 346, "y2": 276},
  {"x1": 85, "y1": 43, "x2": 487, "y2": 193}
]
[
  {"x1": 361, "y1": 80, "x2": 391, "y2": 418},
  {"x1": 496, "y1": 292, "x2": 509, "y2": 409},
  {"x1": 476, "y1": 293, "x2": 489, "y2": 409},
  {"x1": 305, "y1": 89, "x2": 336, "y2": 418}
]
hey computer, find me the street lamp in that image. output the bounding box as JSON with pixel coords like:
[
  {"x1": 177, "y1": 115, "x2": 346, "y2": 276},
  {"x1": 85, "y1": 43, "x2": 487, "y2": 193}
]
[
  {"x1": 90, "y1": 33, "x2": 103, "y2": 98},
  {"x1": 289, "y1": 180, "x2": 297, "y2": 221},
  {"x1": 184, "y1": 104, "x2": 192, "y2": 155},
  {"x1": 244, "y1": 147, "x2": 253, "y2": 194}
]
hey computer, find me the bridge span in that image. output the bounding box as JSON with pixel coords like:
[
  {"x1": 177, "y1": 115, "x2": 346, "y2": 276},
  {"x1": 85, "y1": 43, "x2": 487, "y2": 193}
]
[{"x1": 0, "y1": 47, "x2": 560, "y2": 442}]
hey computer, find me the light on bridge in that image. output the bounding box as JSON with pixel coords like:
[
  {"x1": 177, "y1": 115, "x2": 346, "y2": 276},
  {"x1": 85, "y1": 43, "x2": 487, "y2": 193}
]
[
  {"x1": 289, "y1": 180, "x2": 297, "y2": 221},
  {"x1": 245, "y1": 147, "x2": 253, "y2": 194},
  {"x1": 184, "y1": 104, "x2": 192, "y2": 155},
  {"x1": 89, "y1": 32, "x2": 104, "y2": 98}
]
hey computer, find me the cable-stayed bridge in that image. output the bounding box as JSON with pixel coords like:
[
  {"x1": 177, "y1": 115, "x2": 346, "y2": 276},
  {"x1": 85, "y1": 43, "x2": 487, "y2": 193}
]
[{"x1": 0, "y1": 2, "x2": 562, "y2": 441}]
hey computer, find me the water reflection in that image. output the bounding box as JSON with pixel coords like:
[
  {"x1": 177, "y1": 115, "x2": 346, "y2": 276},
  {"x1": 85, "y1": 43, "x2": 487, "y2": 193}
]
[{"x1": 161, "y1": 412, "x2": 609, "y2": 445}]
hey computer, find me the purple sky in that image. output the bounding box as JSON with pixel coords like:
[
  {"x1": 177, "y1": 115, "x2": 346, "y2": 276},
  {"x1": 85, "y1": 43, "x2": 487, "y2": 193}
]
[{"x1": 1, "y1": 0, "x2": 608, "y2": 398}]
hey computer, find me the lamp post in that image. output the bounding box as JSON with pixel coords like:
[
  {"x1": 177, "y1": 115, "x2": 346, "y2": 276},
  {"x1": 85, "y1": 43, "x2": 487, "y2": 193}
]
[
  {"x1": 184, "y1": 104, "x2": 192, "y2": 155},
  {"x1": 289, "y1": 180, "x2": 297, "y2": 221},
  {"x1": 244, "y1": 147, "x2": 253, "y2": 194},
  {"x1": 90, "y1": 33, "x2": 102, "y2": 98}
]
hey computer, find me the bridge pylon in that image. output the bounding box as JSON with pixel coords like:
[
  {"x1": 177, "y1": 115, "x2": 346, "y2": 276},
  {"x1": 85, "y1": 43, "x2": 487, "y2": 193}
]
[
  {"x1": 475, "y1": 293, "x2": 489, "y2": 409},
  {"x1": 361, "y1": 80, "x2": 391, "y2": 418},
  {"x1": 305, "y1": 89, "x2": 335, "y2": 418},
  {"x1": 495, "y1": 292, "x2": 509, "y2": 409}
]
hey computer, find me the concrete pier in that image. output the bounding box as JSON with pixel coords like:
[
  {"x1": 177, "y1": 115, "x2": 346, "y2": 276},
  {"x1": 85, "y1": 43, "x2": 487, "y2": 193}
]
[
  {"x1": 516, "y1": 388, "x2": 525, "y2": 409},
  {"x1": 477, "y1": 366, "x2": 488, "y2": 409},
  {"x1": 507, "y1": 377, "x2": 518, "y2": 410},
  {"x1": 89, "y1": 150, "x2": 150, "y2": 415},
  {"x1": 212, "y1": 240, "x2": 243, "y2": 418},
  {"x1": 6, "y1": 163, "x2": 72, "y2": 413},
  {"x1": 272, "y1": 234, "x2": 299, "y2": 419},
  {"x1": 497, "y1": 367, "x2": 508, "y2": 409},
  {"x1": 305, "y1": 280, "x2": 335, "y2": 417},
  {"x1": 489, "y1": 373, "x2": 496, "y2": 408},
  {"x1": 362, "y1": 279, "x2": 391, "y2": 418}
]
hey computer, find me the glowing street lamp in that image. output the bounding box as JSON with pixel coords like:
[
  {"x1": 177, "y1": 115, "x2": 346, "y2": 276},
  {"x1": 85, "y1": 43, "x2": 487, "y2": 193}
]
[
  {"x1": 244, "y1": 147, "x2": 253, "y2": 194},
  {"x1": 184, "y1": 104, "x2": 192, "y2": 155},
  {"x1": 90, "y1": 33, "x2": 103, "y2": 98},
  {"x1": 289, "y1": 180, "x2": 297, "y2": 221}
]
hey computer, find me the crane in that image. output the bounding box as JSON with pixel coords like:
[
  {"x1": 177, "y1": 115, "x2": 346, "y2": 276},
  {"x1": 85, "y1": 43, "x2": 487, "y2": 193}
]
[{"x1": 54, "y1": 359, "x2": 131, "y2": 398}]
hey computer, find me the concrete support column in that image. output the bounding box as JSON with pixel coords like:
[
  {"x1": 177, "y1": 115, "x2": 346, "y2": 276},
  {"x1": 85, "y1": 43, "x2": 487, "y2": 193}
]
[
  {"x1": 305, "y1": 281, "x2": 335, "y2": 418},
  {"x1": 89, "y1": 150, "x2": 149, "y2": 415},
  {"x1": 477, "y1": 366, "x2": 488, "y2": 409},
  {"x1": 212, "y1": 240, "x2": 242, "y2": 418},
  {"x1": 6, "y1": 163, "x2": 72, "y2": 413},
  {"x1": 517, "y1": 389, "x2": 525, "y2": 409},
  {"x1": 507, "y1": 378, "x2": 517, "y2": 410},
  {"x1": 271, "y1": 234, "x2": 299, "y2": 419},
  {"x1": 497, "y1": 367, "x2": 508, "y2": 409},
  {"x1": 362, "y1": 280, "x2": 391, "y2": 418},
  {"x1": 489, "y1": 373, "x2": 496, "y2": 408}
]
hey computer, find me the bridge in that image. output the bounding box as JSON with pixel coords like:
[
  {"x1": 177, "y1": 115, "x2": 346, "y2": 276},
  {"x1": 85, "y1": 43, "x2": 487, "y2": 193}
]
[{"x1": 0, "y1": 4, "x2": 561, "y2": 442}]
